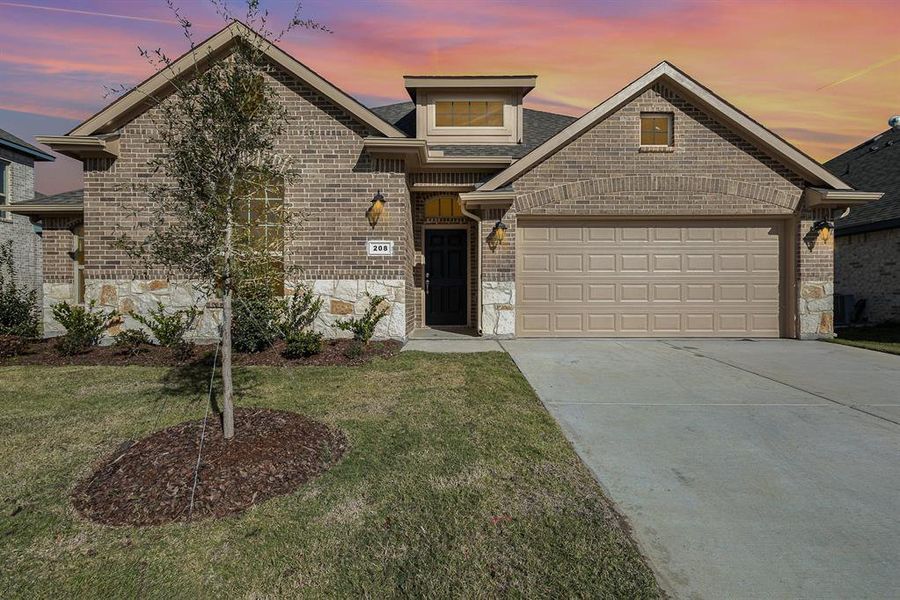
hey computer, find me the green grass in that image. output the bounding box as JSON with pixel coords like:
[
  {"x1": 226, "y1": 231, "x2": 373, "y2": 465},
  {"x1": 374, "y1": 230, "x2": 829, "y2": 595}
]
[
  {"x1": 0, "y1": 352, "x2": 659, "y2": 599},
  {"x1": 827, "y1": 324, "x2": 900, "y2": 355}
]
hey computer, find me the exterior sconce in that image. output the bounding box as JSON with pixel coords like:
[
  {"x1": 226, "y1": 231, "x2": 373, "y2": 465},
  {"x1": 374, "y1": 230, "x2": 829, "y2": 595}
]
[
  {"x1": 367, "y1": 191, "x2": 385, "y2": 228},
  {"x1": 813, "y1": 219, "x2": 834, "y2": 242},
  {"x1": 488, "y1": 220, "x2": 508, "y2": 252}
]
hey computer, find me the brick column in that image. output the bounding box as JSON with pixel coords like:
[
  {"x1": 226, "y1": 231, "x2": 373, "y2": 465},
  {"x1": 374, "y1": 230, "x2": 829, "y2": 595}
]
[{"x1": 797, "y1": 209, "x2": 835, "y2": 339}]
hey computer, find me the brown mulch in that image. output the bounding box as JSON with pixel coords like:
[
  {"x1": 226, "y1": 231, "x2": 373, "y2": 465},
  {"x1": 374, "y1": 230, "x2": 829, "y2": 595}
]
[
  {"x1": 0, "y1": 338, "x2": 401, "y2": 367},
  {"x1": 72, "y1": 408, "x2": 348, "y2": 526}
]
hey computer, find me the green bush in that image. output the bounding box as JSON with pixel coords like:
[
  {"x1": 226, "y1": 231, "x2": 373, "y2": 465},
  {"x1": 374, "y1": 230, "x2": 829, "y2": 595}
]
[
  {"x1": 276, "y1": 285, "x2": 323, "y2": 339},
  {"x1": 0, "y1": 241, "x2": 40, "y2": 339},
  {"x1": 131, "y1": 301, "x2": 199, "y2": 347},
  {"x1": 232, "y1": 277, "x2": 280, "y2": 353},
  {"x1": 114, "y1": 328, "x2": 151, "y2": 356},
  {"x1": 342, "y1": 340, "x2": 364, "y2": 360},
  {"x1": 335, "y1": 294, "x2": 389, "y2": 344},
  {"x1": 52, "y1": 301, "x2": 117, "y2": 355},
  {"x1": 282, "y1": 330, "x2": 324, "y2": 359}
]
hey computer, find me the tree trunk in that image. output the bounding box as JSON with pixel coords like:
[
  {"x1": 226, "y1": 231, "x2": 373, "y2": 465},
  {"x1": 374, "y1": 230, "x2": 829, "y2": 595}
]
[
  {"x1": 221, "y1": 287, "x2": 235, "y2": 439},
  {"x1": 221, "y1": 211, "x2": 235, "y2": 440}
]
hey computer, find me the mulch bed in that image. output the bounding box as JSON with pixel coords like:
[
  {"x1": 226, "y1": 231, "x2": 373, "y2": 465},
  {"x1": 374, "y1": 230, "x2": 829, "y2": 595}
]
[
  {"x1": 72, "y1": 408, "x2": 348, "y2": 526},
  {"x1": 0, "y1": 338, "x2": 401, "y2": 367}
]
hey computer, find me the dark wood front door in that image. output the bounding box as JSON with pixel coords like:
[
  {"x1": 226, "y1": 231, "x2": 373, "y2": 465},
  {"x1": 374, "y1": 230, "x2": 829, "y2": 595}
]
[{"x1": 425, "y1": 229, "x2": 468, "y2": 326}]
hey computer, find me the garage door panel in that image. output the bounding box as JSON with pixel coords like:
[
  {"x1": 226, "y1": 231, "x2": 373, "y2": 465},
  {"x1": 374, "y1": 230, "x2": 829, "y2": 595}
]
[{"x1": 517, "y1": 220, "x2": 781, "y2": 337}]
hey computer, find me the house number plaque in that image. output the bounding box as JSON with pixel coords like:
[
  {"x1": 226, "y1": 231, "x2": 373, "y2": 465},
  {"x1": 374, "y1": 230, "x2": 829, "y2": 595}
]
[{"x1": 366, "y1": 240, "x2": 394, "y2": 256}]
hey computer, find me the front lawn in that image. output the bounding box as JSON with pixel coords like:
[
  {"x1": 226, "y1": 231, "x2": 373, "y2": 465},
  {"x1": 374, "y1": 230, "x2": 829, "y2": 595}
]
[
  {"x1": 827, "y1": 324, "x2": 900, "y2": 355},
  {"x1": 0, "y1": 352, "x2": 659, "y2": 598}
]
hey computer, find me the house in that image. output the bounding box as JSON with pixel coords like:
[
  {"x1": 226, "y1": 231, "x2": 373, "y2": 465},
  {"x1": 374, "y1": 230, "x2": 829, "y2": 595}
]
[
  {"x1": 825, "y1": 125, "x2": 900, "y2": 325},
  {"x1": 0, "y1": 128, "x2": 54, "y2": 298},
  {"x1": 8, "y1": 189, "x2": 84, "y2": 335},
  {"x1": 21, "y1": 21, "x2": 882, "y2": 341}
]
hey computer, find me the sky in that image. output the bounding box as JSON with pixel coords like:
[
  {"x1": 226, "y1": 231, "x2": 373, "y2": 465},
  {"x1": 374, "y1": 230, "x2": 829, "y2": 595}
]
[{"x1": 0, "y1": 0, "x2": 898, "y2": 195}]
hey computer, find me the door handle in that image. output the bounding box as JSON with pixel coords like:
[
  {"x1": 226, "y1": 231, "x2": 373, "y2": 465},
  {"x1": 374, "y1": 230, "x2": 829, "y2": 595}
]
[{"x1": 425, "y1": 272, "x2": 430, "y2": 295}]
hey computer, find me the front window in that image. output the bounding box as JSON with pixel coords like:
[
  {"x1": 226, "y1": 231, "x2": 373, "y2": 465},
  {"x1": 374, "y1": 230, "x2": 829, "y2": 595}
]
[
  {"x1": 0, "y1": 160, "x2": 8, "y2": 220},
  {"x1": 435, "y1": 101, "x2": 504, "y2": 127},
  {"x1": 237, "y1": 175, "x2": 284, "y2": 294},
  {"x1": 640, "y1": 113, "x2": 673, "y2": 146}
]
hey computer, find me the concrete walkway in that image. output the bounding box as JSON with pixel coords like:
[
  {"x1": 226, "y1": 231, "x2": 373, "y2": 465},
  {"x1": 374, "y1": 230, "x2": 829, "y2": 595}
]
[{"x1": 503, "y1": 339, "x2": 900, "y2": 600}]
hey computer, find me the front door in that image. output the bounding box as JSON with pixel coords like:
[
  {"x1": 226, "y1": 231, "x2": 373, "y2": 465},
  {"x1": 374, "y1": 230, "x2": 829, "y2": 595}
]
[{"x1": 425, "y1": 229, "x2": 468, "y2": 326}]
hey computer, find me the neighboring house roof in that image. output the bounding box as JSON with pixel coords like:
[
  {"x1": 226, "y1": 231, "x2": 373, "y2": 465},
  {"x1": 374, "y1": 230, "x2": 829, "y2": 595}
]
[
  {"x1": 370, "y1": 102, "x2": 578, "y2": 158},
  {"x1": 65, "y1": 21, "x2": 405, "y2": 139},
  {"x1": 826, "y1": 127, "x2": 900, "y2": 235},
  {"x1": 0, "y1": 128, "x2": 54, "y2": 161},
  {"x1": 8, "y1": 189, "x2": 83, "y2": 214},
  {"x1": 474, "y1": 61, "x2": 850, "y2": 192}
]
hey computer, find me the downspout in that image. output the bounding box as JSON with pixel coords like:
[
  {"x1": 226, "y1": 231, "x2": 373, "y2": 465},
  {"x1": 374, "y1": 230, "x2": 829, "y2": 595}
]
[{"x1": 458, "y1": 197, "x2": 482, "y2": 336}]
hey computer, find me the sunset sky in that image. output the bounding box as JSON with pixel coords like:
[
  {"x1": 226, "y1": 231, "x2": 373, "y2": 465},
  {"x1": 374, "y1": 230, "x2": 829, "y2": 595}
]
[{"x1": 1, "y1": 0, "x2": 898, "y2": 194}]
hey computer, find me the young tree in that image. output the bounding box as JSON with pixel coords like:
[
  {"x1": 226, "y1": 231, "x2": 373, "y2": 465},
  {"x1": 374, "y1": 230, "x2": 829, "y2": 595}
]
[{"x1": 120, "y1": 2, "x2": 325, "y2": 438}]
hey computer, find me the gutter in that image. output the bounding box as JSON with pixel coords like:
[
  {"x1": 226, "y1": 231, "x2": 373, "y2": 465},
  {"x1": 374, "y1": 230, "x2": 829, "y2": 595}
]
[
  {"x1": 363, "y1": 137, "x2": 514, "y2": 170},
  {"x1": 0, "y1": 139, "x2": 55, "y2": 162},
  {"x1": 6, "y1": 204, "x2": 83, "y2": 215}
]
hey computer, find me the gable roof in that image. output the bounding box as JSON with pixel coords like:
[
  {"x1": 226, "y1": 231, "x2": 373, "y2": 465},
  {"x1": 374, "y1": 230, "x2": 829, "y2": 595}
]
[
  {"x1": 370, "y1": 102, "x2": 577, "y2": 158},
  {"x1": 0, "y1": 128, "x2": 54, "y2": 162},
  {"x1": 67, "y1": 21, "x2": 405, "y2": 139},
  {"x1": 476, "y1": 61, "x2": 850, "y2": 192},
  {"x1": 826, "y1": 127, "x2": 900, "y2": 233}
]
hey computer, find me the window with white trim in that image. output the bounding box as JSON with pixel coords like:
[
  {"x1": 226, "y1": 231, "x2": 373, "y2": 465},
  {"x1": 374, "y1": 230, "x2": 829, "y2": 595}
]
[{"x1": 0, "y1": 160, "x2": 9, "y2": 220}]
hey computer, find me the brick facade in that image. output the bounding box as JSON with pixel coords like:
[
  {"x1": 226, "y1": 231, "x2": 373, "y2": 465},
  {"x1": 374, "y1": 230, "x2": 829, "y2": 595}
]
[
  {"x1": 0, "y1": 147, "x2": 42, "y2": 295},
  {"x1": 836, "y1": 228, "x2": 900, "y2": 324}
]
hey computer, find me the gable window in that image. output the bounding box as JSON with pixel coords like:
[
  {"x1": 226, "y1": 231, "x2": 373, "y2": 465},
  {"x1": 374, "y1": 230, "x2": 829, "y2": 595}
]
[
  {"x1": 435, "y1": 101, "x2": 504, "y2": 127},
  {"x1": 0, "y1": 160, "x2": 9, "y2": 220},
  {"x1": 425, "y1": 196, "x2": 462, "y2": 218},
  {"x1": 640, "y1": 113, "x2": 673, "y2": 146}
]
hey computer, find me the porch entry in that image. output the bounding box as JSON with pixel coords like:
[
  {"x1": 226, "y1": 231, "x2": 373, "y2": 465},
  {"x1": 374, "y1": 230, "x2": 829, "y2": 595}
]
[{"x1": 425, "y1": 228, "x2": 468, "y2": 326}]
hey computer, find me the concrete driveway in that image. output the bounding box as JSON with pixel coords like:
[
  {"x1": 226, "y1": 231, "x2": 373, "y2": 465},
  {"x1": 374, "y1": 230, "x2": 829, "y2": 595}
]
[{"x1": 502, "y1": 339, "x2": 900, "y2": 600}]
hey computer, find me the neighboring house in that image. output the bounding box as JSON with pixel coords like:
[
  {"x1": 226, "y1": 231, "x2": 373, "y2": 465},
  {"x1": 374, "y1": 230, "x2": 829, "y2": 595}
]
[
  {"x1": 10, "y1": 190, "x2": 84, "y2": 335},
  {"x1": 23, "y1": 22, "x2": 882, "y2": 341},
  {"x1": 0, "y1": 128, "x2": 54, "y2": 297},
  {"x1": 825, "y1": 126, "x2": 900, "y2": 325}
]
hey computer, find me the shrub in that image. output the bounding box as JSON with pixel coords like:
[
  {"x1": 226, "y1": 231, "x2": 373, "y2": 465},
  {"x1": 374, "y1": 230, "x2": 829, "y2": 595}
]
[
  {"x1": 131, "y1": 301, "x2": 199, "y2": 347},
  {"x1": 0, "y1": 334, "x2": 28, "y2": 358},
  {"x1": 52, "y1": 301, "x2": 117, "y2": 355},
  {"x1": 334, "y1": 294, "x2": 390, "y2": 344},
  {"x1": 276, "y1": 285, "x2": 323, "y2": 339},
  {"x1": 0, "y1": 241, "x2": 40, "y2": 339},
  {"x1": 232, "y1": 277, "x2": 280, "y2": 353},
  {"x1": 114, "y1": 328, "x2": 151, "y2": 356},
  {"x1": 171, "y1": 340, "x2": 195, "y2": 362},
  {"x1": 282, "y1": 330, "x2": 324, "y2": 359},
  {"x1": 342, "y1": 340, "x2": 364, "y2": 360}
]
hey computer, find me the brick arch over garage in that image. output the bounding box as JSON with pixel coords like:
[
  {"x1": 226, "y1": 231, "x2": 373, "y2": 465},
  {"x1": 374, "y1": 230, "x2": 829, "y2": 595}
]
[{"x1": 514, "y1": 175, "x2": 799, "y2": 214}]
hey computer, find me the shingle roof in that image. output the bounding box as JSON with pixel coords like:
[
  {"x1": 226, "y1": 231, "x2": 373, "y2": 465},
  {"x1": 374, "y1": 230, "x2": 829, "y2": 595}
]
[
  {"x1": 0, "y1": 128, "x2": 55, "y2": 161},
  {"x1": 369, "y1": 102, "x2": 578, "y2": 159},
  {"x1": 15, "y1": 188, "x2": 83, "y2": 207},
  {"x1": 826, "y1": 127, "x2": 900, "y2": 233}
]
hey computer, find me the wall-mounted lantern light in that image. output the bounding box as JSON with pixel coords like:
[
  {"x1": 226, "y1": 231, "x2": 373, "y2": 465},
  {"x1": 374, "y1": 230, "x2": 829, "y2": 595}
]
[
  {"x1": 366, "y1": 191, "x2": 385, "y2": 228},
  {"x1": 813, "y1": 219, "x2": 834, "y2": 242},
  {"x1": 488, "y1": 220, "x2": 508, "y2": 252}
]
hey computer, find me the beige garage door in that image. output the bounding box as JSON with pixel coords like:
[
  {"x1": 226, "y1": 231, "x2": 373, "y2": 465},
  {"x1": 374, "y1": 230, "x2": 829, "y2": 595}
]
[{"x1": 516, "y1": 220, "x2": 782, "y2": 337}]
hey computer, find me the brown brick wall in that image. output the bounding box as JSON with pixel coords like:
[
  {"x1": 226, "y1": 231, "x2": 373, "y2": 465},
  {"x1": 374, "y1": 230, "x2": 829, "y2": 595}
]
[
  {"x1": 41, "y1": 216, "x2": 81, "y2": 284},
  {"x1": 835, "y1": 227, "x2": 900, "y2": 324},
  {"x1": 82, "y1": 58, "x2": 410, "y2": 284}
]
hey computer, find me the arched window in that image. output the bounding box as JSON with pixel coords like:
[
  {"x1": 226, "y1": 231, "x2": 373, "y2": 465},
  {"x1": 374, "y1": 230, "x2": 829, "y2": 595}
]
[{"x1": 424, "y1": 196, "x2": 462, "y2": 218}]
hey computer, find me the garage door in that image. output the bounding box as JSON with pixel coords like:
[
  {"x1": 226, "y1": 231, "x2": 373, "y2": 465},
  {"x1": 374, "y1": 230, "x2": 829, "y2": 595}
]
[{"x1": 516, "y1": 220, "x2": 782, "y2": 337}]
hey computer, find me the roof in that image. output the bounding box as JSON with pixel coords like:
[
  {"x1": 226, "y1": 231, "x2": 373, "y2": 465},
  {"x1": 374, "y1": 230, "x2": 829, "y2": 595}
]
[
  {"x1": 7, "y1": 189, "x2": 83, "y2": 214},
  {"x1": 825, "y1": 127, "x2": 900, "y2": 234},
  {"x1": 0, "y1": 128, "x2": 55, "y2": 162},
  {"x1": 65, "y1": 21, "x2": 404, "y2": 139},
  {"x1": 474, "y1": 61, "x2": 850, "y2": 192},
  {"x1": 369, "y1": 102, "x2": 577, "y2": 158}
]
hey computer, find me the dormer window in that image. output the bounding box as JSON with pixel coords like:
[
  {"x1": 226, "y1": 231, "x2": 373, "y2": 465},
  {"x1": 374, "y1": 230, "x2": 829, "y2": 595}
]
[{"x1": 435, "y1": 101, "x2": 504, "y2": 127}]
